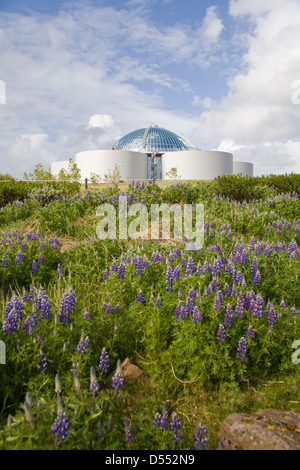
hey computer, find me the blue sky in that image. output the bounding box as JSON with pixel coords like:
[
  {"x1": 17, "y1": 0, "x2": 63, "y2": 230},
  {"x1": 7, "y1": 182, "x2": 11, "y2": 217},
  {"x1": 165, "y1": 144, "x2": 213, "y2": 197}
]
[{"x1": 0, "y1": 0, "x2": 300, "y2": 177}]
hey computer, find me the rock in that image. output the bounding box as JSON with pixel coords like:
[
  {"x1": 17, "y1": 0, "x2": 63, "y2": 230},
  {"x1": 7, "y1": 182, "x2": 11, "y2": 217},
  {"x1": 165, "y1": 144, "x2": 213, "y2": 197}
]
[
  {"x1": 218, "y1": 409, "x2": 300, "y2": 450},
  {"x1": 108, "y1": 358, "x2": 148, "y2": 383}
]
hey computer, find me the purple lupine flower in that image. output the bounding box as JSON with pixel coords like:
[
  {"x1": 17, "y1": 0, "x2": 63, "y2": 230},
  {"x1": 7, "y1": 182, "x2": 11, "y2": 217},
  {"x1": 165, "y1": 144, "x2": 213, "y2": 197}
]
[
  {"x1": 236, "y1": 337, "x2": 247, "y2": 361},
  {"x1": 192, "y1": 306, "x2": 203, "y2": 325},
  {"x1": 110, "y1": 258, "x2": 118, "y2": 272},
  {"x1": 170, "y1": 412, "x2": 183, "y2": 444},
  {"x1": 251, "y1": 257, "x2": 258, "y2": 281},
  {"x1": 248, "y1": 236, "x2": 255, "y2": 251},
  {"x1": 266, "y1": 301, "x2": 277, "y2": 325},
  {"x1": 136, "y1": 289, "x2": 145, "y2": 303},
  {"x1": 20, "y1": 241, "x2": 27, "y2": 252},
  {"x1": 194, "y1": 422, "x2": 208, "y2": 450},
  {"x1": 115, "y1": 303, "x2": 121, "y2": 311},
  {"x1": 111, "y1": 359, "x2": 124, "y2": 389},
  {"x1": 224, "y1": 303, "x2": 233, "y2": 328},
  {"x1": 223, "y1": 283, "x2": 231, "y2": 296},
  {"x1": 56, "y1": 264, "x2": 62, "y2": 278},
  {"x1": 76, "y1": 334, "x2": 90, "y2": 354},
  {"x1": 234, "y1": 291, "x2": 245, "y2": 318},
  {"x1": 252, "y1": 293, "x2": 264, "y2": 318},
  {"x1": 246, "y1": 324, "x2": 255, "y2": 339},
  {"x1": 2, "y1": 257, "x2": 8, "y2": 268},
  {"x1": 217, "y1": 324, "x2": 226, "y2": 342},
  {"x1": 39, "y1": 240, "x2": 45, "y2": 250},
  {"x1": 2, "y1": 308, "x2": 19, "y2": 334},
  {"x1": 37, "y1": 350, "x2": 47, "y2": 373},
  {"x1": 213, "y1": 291, "x2": 223, "y2": 311},
  {"x1": 84, "y1": 307, "x2": 91, "y2": 321},
  {"x1": 38, "y1": 253, "x2": 44, "y2": 265},
  {"x1": 5, "y1": 293, "x2": 23, "y2": 320},
  {"x1": 99, "y1": 348, "x2": 110, "y2": 374},
  {"x1": 185, "y1": 255, "x2": 195, "y2": 276},
  {"x1": 287, "y1": 240, "x2": 298, "y2": 258},
  {"x1": 103, "y1": 269, "x2": 109, "y2": 280},
  {"x1": 290, "y1": 305, "x2": 298, "y2": 315},
  {"x1": 155, "y1": 294, "x2": 163, "y2": 307},
  {"x1": 252, "y1": 269, "x2": 261, "y2": 286},
  {"x1": 59, "y1": 288, "x2": 76, "y2": 325},
  {"x1": 50, "y1": 411, "x2": 70, "y2": 442},
  {"x1": 90, "y1": 366, "x2": 100, "y2": 395},
  {"x1": 32, "y1": 260, "x2": 38, "y2": 274},
  {"x1": 71, "y1": 358, "x2": 79, "y2": 376},
  {"x1": 124, "y1": 418, "x2": 133, "y2": 442},
  {"x1": 175, "y1": 301, "x2": 184, "y2": 320},
  {"x1": 153, "y1": 413, "x2": 162, "y2": 428},
  {"x1": 117, "y1": 262, "x2": 126, "y2": 279},
  {"x1": 280, "y1": 297, "x2": 286, "y2": 308},
  {"x1": 14, "y1": 250, "x2": 23, "y2": 265}
]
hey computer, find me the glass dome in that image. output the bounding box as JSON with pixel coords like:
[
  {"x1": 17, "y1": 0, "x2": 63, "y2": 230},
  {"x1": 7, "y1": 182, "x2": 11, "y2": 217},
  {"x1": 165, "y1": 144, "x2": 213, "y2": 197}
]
[{"x1": 113, "y1": 125, "x2": 196, "y2": 153}]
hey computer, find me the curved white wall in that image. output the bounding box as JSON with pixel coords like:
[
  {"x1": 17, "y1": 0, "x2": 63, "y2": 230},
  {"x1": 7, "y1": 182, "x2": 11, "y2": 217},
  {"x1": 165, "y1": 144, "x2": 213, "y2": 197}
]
[
  {"x1": 75, "y1": 150, "x2": 147, "y2": 181},
  {"x1": 161, "y1": 150, "x2": 233, "y2": 180},
  {"x1": 233, "y1": 161, "x2": 254, "y2": 177},
  {"x1": 51, "y1": 160, "x2": 69, "y2": 176}
]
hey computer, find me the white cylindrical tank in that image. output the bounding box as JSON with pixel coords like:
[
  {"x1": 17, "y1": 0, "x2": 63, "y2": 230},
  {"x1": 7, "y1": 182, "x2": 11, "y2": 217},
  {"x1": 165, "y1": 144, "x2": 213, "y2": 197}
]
[
  {"x1": 233, "y1": 161, "x2": 254, "y2": 177},
  {"x1": 75, "y1": 150, "x2": 147, "y2": 181},
  {"x1": 51, "y1": 160, "x2": 69, "y2": 176},
  {"x1": 161, "y1": 150, "x2": 233, "y2": 180}
]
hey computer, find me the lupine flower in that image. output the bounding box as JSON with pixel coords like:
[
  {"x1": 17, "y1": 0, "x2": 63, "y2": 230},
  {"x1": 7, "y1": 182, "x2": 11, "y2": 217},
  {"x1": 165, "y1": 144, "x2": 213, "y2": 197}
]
[
  {"x1": 252, "y1": 269, "x2": 261, "y2": 286},
  {"x1": 266, "y1": 301, "x2": 277, "y2": 325},
  {"x1": 76, "y1": 334, "x2": 90, "y2": 354},
  {"x1": 38, "y1": 253, "x2": 44, "y2": 265},
  {"x1": 71, "y1": 358, "x2": 79, "y2": 376},
  {"x1": 56, "y1": 264, "x2": 62, "y2": 278},
  {"x1": 234, "y1": 291, "x2": 245, "y2": 318},
  {"x1": 280, "y1": 297, "x2": 286, "y2": 308},
  {"x1": 84, "y1": 307, "x2": 91, "y2": 321},
  {"x1": 236, "y1": 337, "x2": 247, "y2": 361},
  {"x1": 136, "y1": 289, "x2": 145, "y2": 303},
  {"x1": 287, "y1": 240, "x2": 298, "y2": 258},
  {"x1": 170, "y1": 412, "x2": 183, "y2": 444},
  {"x1": 185, "y1": 256, "x2": 195, "y2": 276},
  {"x1": 32, "y1": 260, "x2": 38, "y2": 274},
  {"x1": 14, "y1": 250, "x2": 23, "y2": 265},
  {"x1": 51, "y1": 411, "x2": 70, "y2": 442},
  {"x1": 194, "y1": 422, "x2": 208, "y2": 450},
  {"x1": 2, "y1": 308, "x2": 19, "y2": 334},
  {"x1": 217, "y1": 324, "x2": 226, "y2": 342},
  {"x1": 153, "y1": 413, "x2": 162, "y2": 428},
  {"x1": 290, "y1": 305, "x2": 298, "y2": 315},
  {"x1": 90, "y1": 366, "x2": 100, "y2": 395},
  {"x1": 59, "y1": 288, "x2": 76, "y2": 325},
  {"x1": 2, "y1": 257, "x2": 8, "y2": 268},
  {"x1": 192, "y1": 306, "x2": 203, "y2": 325},
  {"x1": 111, "y1": 359, "x2": 124, "y2": 389},
  {"x1": 99, "y1": 348, "x2": 110, "y2": 374},
  {"x1": 124, "y1": 418, "x2": 133, "y2": 442},
  {"x1": 37, "y1": 350, "x2": 47, "y2": 373},
  {"x1": 117, "y1": 262, "x2": 126, "y2": 279},
  {"x1": 103, "y1": 269, "x2": 109, "y2": 280},
  {"x1": 155, "y1": 294, "x2": 163, "y2": 307},
  {"x1": 246, "y1": 324, "x2": 255, "y2": 339}
]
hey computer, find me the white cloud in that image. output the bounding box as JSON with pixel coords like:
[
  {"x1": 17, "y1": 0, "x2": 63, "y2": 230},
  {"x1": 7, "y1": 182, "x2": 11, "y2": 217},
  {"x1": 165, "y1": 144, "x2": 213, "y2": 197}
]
[
  {"x1": 201, "y1": 6, "x2": 224, "y2": 45},
  {"x1": 87, "y1": 114, "x2": 114, "y2": 130},
  {"x1": 190, "y1": 0, "x2": 300, "y2": 174}
]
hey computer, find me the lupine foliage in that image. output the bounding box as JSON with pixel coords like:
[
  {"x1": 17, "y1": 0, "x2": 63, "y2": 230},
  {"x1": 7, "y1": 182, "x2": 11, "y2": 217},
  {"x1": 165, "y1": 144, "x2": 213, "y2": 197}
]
[{"x1": 0, "y1": 174, "x2": 299, "y2": 450}]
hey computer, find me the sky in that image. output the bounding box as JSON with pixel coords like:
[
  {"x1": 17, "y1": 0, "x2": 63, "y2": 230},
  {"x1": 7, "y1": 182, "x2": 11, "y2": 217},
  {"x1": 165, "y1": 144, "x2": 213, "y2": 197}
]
[{"x1": 0, "y1": 0, "x2": 300, "y2": 178}]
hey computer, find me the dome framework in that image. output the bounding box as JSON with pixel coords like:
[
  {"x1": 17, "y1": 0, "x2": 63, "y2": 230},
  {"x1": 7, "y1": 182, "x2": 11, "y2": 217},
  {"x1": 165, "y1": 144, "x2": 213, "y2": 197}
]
[{"x1": 113, "y1": 124, "x2": 196, "y2": 153}]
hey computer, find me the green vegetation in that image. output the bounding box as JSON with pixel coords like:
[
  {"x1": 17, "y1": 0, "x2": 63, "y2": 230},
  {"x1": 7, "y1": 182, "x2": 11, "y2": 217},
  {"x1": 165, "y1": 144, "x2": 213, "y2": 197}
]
[{"x1": 0, "y1": 174, "x2": 299, "y2": 450}]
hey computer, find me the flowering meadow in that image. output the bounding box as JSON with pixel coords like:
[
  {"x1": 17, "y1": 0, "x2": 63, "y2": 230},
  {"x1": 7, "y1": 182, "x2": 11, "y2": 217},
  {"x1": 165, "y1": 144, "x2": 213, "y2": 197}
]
[{"x1": 0, "y1": 174, "x2": 299, "y2": 450}]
